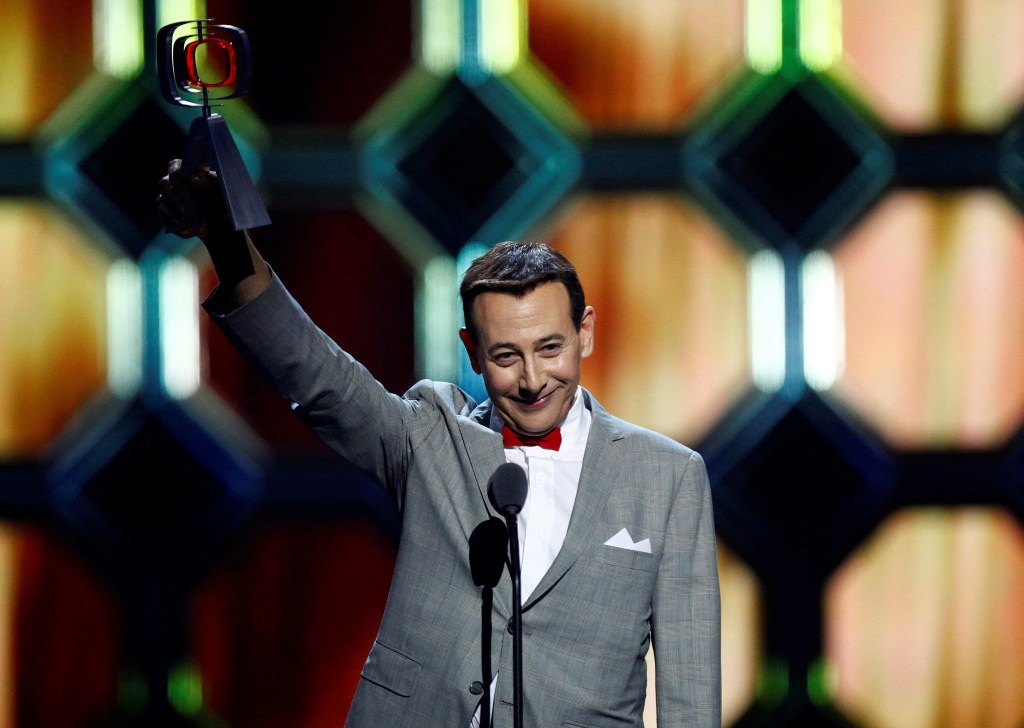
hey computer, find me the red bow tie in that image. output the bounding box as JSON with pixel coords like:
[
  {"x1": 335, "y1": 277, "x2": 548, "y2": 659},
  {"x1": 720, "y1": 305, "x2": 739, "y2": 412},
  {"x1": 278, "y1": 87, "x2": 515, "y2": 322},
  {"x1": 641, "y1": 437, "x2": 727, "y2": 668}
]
[{"x1": 502, "y1": 425, "x2": 562, "y2": 451}]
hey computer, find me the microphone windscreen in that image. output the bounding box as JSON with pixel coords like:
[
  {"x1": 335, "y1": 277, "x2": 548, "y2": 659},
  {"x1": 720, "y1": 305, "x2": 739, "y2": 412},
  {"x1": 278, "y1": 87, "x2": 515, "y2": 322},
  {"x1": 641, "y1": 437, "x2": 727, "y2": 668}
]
[
  {"x1": 489, "y1": 462, "x2": 528, "y2": 517},
  {"x1": 469, "y1": 518, "x2": 508, "y2": 588}
]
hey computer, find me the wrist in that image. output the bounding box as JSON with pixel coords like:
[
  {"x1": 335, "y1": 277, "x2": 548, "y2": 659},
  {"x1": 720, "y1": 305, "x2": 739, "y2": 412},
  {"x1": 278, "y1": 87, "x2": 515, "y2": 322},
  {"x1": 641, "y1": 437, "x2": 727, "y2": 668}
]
[{"x1": 199, "y1": 211, "x2": 233, "y2": 243}]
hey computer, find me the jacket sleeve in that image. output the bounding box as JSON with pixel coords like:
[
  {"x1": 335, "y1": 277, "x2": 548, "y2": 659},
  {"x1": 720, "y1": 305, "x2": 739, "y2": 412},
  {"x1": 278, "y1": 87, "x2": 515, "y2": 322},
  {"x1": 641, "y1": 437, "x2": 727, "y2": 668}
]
[
  {"x1": 204, "y1": 271, "x2": 433, "y2": 501},
  {"x1": 652, "y1": 450, "x2": 722, "y2": 727}
]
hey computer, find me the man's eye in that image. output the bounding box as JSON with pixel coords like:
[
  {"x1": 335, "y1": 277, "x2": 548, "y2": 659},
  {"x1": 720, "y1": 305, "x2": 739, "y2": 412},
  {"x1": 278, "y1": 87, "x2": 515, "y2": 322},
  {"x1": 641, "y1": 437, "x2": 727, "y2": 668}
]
[
  {"x1": 541, "y1": 344, "x2": 561, "y2": 354},
  {"x1": 493, "y1": 352, "x2": 516, "y2": 364}
]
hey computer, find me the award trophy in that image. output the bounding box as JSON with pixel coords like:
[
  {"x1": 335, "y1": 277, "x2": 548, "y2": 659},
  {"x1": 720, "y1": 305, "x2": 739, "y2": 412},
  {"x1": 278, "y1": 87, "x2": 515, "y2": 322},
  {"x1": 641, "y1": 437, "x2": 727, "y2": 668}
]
[{"x1": 157, "y1": 20, "x2": 271, "y2": 230}]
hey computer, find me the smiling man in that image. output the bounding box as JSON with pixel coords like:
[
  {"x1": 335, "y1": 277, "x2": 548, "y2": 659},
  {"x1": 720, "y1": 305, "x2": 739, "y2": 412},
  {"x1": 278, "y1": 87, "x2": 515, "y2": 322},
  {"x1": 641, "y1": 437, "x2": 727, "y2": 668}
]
[
  {"x1": 459, "y1": 245, "x2": 594, "y2": 441},
  {"x1": 158, "y1": 162, "x2": 721, "y2": 728}
]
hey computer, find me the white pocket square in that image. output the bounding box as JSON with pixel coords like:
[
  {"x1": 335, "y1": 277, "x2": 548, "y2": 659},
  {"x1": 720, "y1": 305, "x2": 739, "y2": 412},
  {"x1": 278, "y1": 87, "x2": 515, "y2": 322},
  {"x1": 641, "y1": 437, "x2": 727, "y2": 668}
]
[{"x1": 604, "y1": 527, "x2": 651, "y2": 554}]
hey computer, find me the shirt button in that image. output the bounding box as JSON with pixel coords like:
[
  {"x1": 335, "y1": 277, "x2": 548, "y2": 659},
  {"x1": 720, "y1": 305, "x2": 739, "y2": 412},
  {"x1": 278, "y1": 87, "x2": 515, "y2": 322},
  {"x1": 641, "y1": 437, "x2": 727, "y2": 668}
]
[
  {"x1": 507, "y1": 619, "x2": 515, "y2": 635},
  {"x1": 470, "y1": 681, "x2": 484, "y2": 695}
]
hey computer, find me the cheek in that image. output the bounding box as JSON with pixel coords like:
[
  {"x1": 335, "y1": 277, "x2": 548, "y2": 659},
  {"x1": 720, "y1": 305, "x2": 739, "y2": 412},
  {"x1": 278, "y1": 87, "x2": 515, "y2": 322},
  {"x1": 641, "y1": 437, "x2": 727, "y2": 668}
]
[
  {"x1": 551, "y1": 356, "x2": 581, "y2": 382},
  {"x1": 483, "y1": 366, "x2": 516, "y2": 393}
]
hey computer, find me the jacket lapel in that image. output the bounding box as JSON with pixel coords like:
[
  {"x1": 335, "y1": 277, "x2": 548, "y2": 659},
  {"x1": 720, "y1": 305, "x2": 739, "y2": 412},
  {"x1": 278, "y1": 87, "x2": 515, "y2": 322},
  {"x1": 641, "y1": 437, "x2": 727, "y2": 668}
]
[
  {"x1": 461, "y1": 400, "x2": 515, "y2": 616},
  {"x1": 523, "y1": 391, "x2": 625, "y2": 609},
  {"x1": 463, "y1": 399, "x2": 507, "y2": 506}
]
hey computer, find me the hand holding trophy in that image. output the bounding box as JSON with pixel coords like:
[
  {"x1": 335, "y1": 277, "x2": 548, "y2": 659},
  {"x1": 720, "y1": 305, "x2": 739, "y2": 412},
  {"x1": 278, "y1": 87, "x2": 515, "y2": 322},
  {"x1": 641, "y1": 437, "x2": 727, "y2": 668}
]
[{"x1": 157, "y1": 19, "x2": 271, "y2": 232}]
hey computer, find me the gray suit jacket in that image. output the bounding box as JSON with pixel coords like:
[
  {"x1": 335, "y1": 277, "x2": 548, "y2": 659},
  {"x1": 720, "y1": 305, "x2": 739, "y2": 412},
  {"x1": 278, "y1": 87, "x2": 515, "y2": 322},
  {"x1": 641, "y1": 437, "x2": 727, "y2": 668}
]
[{"x1": 209, "y1": 274, "x2": 721, "y2": 728}]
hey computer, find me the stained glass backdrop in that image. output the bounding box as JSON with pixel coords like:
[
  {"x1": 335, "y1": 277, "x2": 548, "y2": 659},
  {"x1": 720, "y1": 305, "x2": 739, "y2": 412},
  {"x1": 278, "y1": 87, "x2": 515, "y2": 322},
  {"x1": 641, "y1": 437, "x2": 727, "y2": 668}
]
[{"x1": 3, "y1": 1, "x2": 1024, "y2": 727}]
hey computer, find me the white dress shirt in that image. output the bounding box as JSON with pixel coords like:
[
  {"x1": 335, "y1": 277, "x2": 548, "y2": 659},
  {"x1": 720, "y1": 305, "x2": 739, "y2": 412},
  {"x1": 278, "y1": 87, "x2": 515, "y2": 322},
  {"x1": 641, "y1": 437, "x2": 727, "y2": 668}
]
[
  {"x1": 494, "y1": 389, "x2": 591, "y2": 601},
  {"x1": 471, "y1": 389, "x2": 591, "y2": 727}
]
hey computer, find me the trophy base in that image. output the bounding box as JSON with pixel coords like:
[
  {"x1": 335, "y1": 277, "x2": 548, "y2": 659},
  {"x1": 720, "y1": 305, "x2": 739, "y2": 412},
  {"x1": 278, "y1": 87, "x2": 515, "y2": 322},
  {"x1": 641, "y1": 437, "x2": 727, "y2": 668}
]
[{"x1": 182, "y1": 114, "x2": 271, "y2": 231}]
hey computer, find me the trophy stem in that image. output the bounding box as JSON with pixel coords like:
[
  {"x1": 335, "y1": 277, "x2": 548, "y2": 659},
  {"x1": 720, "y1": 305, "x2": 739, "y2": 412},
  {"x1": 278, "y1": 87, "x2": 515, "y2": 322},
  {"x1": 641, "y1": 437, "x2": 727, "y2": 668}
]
[{"x1": 196, "y1": 20, "x2": 213, "y2": 118}]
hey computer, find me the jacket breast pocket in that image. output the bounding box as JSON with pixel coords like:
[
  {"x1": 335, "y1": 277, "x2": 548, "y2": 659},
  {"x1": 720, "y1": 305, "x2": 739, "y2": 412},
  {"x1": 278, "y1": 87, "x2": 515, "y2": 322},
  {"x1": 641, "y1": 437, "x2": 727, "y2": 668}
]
[
  {"x1": 594, "y1": 544, "x2": 656, "y2": 572},
  {"x1": 360, "y1": 639, "x2": 421, "y2": 697}
]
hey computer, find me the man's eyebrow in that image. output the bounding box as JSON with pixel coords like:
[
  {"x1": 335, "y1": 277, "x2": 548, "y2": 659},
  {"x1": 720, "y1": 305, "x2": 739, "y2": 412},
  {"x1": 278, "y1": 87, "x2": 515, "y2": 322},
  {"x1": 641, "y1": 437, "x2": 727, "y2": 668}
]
[
  {"x1": 486, "y1": 333, "x2": 564, "y2": 355},
  {"x1": 486, "y1": 341, "x2": 519, "y2": 355},
  {"x1": 536, "y1": 334, "x2": 565, "y2": 346}
]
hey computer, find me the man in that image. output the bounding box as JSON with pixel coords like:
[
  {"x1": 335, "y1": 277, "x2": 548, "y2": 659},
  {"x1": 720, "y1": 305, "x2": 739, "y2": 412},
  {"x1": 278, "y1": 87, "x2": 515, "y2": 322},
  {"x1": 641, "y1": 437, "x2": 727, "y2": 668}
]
[{"x1": 158, "y1": 161, "x2": 721, "y2": 727}]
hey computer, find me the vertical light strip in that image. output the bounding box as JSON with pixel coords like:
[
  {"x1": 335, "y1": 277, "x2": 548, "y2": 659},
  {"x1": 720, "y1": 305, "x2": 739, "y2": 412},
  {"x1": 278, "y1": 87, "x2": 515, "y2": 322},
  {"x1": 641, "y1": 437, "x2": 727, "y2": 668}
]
[
  {"x1": 93, "y1": 0, "x2": 144, "y2": 79},
  {"x1": 167, "y1": 663, "x2": 203, "y2": 716},
  {"x1": 106, "y1": 259, "x2": 144, "y2": 397},
  {"x1": 801, "y1": 250, "x2": 844, "y2": 391},
  {"x1": 746, "y1": 0, "x2": 784, "y2": 74},
  {"x1": 479, "y1": 0, "x2": 524, "y2": 73},
  {"x1": 455, "y1": 243, "x2": 489, "y2": 399},
  {"x1": 419, "y1": 255, "x2": 459, "y2": 381},
  {"x1": 156, "y1": 0, "x2": 205, "y2": 32},
  {"x1": 455, "y1": 242, "x2": 489, "y2": 318},
  {"x1": 420, "y1": 0, "x2": 462, "y2": 73},
  {"x1": 798, "y1": 0, "x2": 842, "y2": 72},
  {"x1": 808, "y1": 657, "x2": 839, "y2": 706},
  {"x1": 748, "y1": 249, "x2": 787, "y2": 392},
  {"x1": 158, "y1": 256, "x2": 201, "y2": 399}
]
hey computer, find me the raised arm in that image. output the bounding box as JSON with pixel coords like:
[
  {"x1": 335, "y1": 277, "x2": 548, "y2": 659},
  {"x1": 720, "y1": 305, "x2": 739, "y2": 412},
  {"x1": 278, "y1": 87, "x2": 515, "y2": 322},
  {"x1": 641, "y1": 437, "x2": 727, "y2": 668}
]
[
  {"x1": 155, "y1": 159, "x2": 437, "y2": 498},
  {"x1": 157, "y1": 159, "x2": 271, "y2": 311}
]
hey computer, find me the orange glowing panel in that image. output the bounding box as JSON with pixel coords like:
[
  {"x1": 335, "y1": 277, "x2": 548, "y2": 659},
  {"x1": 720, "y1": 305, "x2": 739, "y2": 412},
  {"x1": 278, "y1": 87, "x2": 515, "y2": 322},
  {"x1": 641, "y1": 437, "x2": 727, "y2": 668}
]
[
  {"x1": 831, "y1": 191, "x2": 1024, "y2": 448},
  {"x1": 826, "y1": 508, "x2": 1024, "y2": 728},
  {"x1": 0, "y1": 0, "x2": 93, "y2": 138},
  {"x1": 528, "y1": 0, "x2": 745, "y2": 130},
  {"x1": 0, "y1": 201, "x2": 110, "y2": 456},
  {"x1": 0, "y1": 528, "x2": 16, "y2": 727},
  {"x1": 842, "y1": 0, "x2": 1024, "y2": 129},
  {"x1": 545, "y1": 195, "x2": 749, "y2": 443},
  {"x1": 718, "y1": 542, "x2": 761, "y2": 726}
]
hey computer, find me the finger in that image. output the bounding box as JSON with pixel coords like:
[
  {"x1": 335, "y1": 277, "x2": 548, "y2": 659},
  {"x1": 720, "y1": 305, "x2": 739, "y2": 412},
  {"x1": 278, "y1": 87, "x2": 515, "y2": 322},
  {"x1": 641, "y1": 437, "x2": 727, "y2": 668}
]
[
  {"x1": 156, "y1": 195, "x2": 186, "y2": 220},
  {"x1": 157, "y1": 175, "x2": 175, "y2": 199},
  {"x1": 167, "y1": 158, "x2": 183, "y2": 183},
  {"x1": 187, "y1": 168, "x2": 218, "y2": 190}
]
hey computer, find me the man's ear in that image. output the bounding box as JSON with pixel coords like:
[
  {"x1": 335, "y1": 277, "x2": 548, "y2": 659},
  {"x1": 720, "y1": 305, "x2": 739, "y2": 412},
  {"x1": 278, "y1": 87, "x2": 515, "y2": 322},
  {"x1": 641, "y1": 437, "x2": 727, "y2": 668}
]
[
  {"x1": 459, "y1": 328, "x2": 482, "y2": 374},
  {"x1": 579, "y1": 306, "x2": 595, "y2": 359}
]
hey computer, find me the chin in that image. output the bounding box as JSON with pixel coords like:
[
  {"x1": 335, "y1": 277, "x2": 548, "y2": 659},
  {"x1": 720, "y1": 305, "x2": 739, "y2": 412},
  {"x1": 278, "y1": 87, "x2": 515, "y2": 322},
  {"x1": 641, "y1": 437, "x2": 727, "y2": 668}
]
[{"x1": 521, "y1": 417, "x2": 560, "y2": 435}]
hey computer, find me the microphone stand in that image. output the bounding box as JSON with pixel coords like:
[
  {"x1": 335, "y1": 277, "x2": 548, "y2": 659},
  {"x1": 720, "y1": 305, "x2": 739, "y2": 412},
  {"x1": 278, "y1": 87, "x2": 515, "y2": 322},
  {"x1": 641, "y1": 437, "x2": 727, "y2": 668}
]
[
  {"x1": 506, "y1": 513, "x2": 524, "y2": 728},
  {"x1": 489, "y1": 462, "x2": 528, "y2": 728}
]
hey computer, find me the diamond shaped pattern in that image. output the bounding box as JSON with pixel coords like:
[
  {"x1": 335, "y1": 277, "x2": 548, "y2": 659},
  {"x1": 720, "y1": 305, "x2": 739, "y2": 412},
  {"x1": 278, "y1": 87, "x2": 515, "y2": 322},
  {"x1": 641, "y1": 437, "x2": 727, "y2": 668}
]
[
  {"x1": 709, "y1": 393, "x2": 894, "y2": 577},
  {"x1": 718, "y1": 90, "x2": 861, "y2": 236},
  {"x1": 687, "y1": 74, "x2": 893, "y2": 250},
  {"x1": 363, "y1": 73, "x2": 578, "y2": 255},
  {"x1": 78, "y1": 98, "x2": 185, "y2": 247},
  {"x1": 50, "y1": 401, "x2": 260, "y2": 582},
  {"x1": 79, "y1": 418, "x2": 220, "y2": 556},
  {"x1": 395, "y1": 80, "x2": 527, "y2": 248}
]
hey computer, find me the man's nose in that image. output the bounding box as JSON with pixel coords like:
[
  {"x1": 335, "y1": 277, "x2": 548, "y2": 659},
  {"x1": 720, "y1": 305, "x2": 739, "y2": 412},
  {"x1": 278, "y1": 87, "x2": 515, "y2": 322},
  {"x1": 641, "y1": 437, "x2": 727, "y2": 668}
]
[{"x1": 519, "y1": 358, "x2": 544, "y2": 395}]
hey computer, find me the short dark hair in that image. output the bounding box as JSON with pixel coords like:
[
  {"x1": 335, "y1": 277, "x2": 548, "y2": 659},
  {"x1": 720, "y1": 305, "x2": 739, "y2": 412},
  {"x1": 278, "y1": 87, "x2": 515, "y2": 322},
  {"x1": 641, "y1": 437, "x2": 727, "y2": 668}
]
[{"x1": 460, "y1": 241, "x2": 586, "y2": 342}]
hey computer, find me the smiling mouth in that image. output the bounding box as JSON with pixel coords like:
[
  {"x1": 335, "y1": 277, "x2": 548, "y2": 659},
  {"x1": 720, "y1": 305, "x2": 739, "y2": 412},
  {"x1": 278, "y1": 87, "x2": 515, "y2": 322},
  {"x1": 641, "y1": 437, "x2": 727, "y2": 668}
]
[{"x1": 512, "y1": 391, "x2": 554, "y2": 409}]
